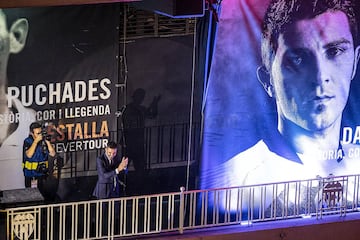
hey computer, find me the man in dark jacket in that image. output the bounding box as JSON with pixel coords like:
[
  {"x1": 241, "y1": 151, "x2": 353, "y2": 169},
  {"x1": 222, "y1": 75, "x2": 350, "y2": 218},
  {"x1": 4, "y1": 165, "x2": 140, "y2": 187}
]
[{"x1": 92, "y1": 141, "x2": 128, "y2": 199}]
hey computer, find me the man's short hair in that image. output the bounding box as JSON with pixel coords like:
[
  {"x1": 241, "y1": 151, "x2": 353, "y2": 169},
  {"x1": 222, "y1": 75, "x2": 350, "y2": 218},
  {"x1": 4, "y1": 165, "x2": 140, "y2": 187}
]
[
  {"x1": 106, "y1": 141, "x2": 117, "y2": 149},
  {"x1": 261, "y1": 0, "x2": 358, "y2": 70},
  {"x1": 29, "y1": 122, "x2": 41, "y2": 132}
]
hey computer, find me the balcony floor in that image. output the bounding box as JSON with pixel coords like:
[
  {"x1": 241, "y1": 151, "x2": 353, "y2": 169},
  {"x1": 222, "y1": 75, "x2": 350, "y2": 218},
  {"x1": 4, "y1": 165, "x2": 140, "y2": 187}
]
[{"x1": 123, "y1": 211, "x2": 360, "y2": 240}]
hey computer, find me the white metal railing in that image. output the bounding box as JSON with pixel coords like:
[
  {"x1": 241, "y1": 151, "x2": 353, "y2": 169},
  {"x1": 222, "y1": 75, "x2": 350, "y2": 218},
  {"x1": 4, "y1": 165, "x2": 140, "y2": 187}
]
[{"x1": 2, "y1": 174, "x2": 360, "y2": 239}]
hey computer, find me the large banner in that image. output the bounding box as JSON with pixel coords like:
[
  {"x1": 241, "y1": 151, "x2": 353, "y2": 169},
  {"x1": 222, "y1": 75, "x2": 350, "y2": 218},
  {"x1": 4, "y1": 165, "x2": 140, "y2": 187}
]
[
  {"x1": 0, "y1": 4, "x2": 119, "y2": 191},
  {"x1": 200, "y1": 0, "x2": 360, "y2": 211}
]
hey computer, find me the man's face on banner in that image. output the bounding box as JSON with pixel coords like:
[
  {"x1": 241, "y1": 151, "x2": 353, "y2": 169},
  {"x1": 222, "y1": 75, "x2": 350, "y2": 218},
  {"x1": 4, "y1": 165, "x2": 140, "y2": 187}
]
[
  {"x1": 270, "y1": 10, "x2": 360, "y2": 132},
  {"x1": 0, "y1": 9, "x2": 28, "y2": 87},
  {"x1": 0, "y1": 11, "x2": 11, "y2": 76}
]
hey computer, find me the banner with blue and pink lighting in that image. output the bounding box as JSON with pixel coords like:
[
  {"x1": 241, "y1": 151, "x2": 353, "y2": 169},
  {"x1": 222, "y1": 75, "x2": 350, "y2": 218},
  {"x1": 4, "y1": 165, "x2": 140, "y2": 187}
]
[{"x1": 200, "y1": 0, "x2": 360, "y2": 210}]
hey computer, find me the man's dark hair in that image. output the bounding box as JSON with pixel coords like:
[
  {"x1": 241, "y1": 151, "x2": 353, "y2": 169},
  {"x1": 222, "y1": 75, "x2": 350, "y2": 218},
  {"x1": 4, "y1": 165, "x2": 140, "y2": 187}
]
[
  {"x1": 29, "y1": 122, "x2": 41, "y2": 133},
  {"x1": 106, "y1": 141, "x2": 117, "y2": 149},
  {"x1": 261, "y1": 0, "x2": 358, "y2": 70}
]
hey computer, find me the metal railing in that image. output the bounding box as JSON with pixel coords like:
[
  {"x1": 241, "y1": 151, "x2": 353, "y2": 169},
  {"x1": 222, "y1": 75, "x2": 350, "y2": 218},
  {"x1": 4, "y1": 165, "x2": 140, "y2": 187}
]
[
  {"x1": 2, "y1": 174, "x2": 360, "y2": 239},
  {"x1": 120, "y1": 4, "x2": 196, "y2": 41}
]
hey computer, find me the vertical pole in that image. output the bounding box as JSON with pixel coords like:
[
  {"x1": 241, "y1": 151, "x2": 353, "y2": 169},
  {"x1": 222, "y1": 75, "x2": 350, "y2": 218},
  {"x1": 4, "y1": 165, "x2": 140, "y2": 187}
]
[{"x1": 179, "y1": 186, "x2": 185, "y2": 234}]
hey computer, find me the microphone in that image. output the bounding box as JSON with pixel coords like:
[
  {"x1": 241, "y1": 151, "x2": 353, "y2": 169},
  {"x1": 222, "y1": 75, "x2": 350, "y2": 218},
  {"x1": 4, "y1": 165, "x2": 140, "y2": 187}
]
[{"x1": 123, "y1": 156, "x2": 128, "y2": 173}]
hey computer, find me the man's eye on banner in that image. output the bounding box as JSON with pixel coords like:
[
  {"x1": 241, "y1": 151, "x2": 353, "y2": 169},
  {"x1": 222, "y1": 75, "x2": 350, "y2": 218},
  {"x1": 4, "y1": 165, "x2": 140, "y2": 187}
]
[{"x1": 200, "y1": 0, "x2": 360, "y2": 214}]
